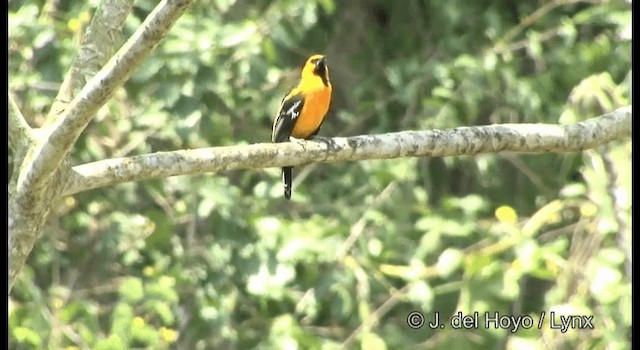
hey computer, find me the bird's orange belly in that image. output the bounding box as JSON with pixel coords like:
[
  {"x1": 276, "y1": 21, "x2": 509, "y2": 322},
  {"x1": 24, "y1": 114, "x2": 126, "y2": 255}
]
[{"x1": 291, "y1": 89, "x2": 331, "y2": 139}]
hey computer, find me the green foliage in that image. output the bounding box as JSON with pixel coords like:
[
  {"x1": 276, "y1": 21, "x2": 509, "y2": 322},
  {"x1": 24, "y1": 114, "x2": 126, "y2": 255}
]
[{"x1": 9, "y1": 0, "x2": 630, "y2": 349}]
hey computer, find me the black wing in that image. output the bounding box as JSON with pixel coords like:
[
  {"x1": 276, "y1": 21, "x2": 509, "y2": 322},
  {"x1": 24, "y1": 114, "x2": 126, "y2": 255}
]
[{"x1": 272, "y1": 93, "x2": 304, "y2": 143}]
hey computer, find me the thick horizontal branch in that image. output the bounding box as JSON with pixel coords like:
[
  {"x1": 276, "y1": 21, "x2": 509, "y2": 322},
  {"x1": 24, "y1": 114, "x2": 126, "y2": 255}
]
[
  {"x1": 16, "y1": 0, "x2": 194, "y2": 196},
  {"x1": 62, "y1": 106, "x2": 631, "y2": 196}
]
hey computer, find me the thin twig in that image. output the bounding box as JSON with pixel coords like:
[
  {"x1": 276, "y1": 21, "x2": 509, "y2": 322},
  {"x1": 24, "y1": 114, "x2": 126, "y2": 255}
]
[
  {"x1": 600, "y1": 145, "x2": 631, "y2": 280},
  {"x1": 341, "y1": 283, "x2": 412, "y2": 347},
  {"x1": 500, "y1": 153, "x2": 556, "y2": 197},
  {"x1": 494, "y1": 0, "x2": 583, "y2": 52},
  {"x1": 337, "y1": 182, "x2": 398, "y2": 259}
]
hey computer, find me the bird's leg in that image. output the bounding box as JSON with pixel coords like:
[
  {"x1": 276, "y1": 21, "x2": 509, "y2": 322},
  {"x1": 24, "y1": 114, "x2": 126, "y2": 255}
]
[{"x1": 289, "y1": 136, "x2": 307, "y2": 145}]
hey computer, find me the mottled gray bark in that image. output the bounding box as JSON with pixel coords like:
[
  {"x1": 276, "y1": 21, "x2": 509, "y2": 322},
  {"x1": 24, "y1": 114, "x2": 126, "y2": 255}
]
[
  {"x1": 47, "y1": 0, "x2": 135, "y2": 120},
  {"x1": 62, "y1": 106, "x2": 631, "y2": 196}
]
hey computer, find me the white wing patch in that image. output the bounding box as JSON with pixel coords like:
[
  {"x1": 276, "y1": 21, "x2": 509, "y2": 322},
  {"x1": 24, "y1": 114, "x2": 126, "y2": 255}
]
[{"x1": 285, "y1": 100, "x2": 302, "y2": 120}]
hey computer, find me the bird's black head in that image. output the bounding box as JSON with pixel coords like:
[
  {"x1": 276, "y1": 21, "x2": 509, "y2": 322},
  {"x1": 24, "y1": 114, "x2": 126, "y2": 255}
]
[
  {"x1": 313, "y1": 56, "x2": 327, "y2": 75},
  {"x1": 309, "y1": 55, "x2": 329, "y2": 86}
]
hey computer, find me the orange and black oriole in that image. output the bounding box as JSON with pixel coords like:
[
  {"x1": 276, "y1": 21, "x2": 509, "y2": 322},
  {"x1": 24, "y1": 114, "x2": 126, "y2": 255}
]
[{"x1": 272, "y1": 54, "x2": 332, "y2": 200}]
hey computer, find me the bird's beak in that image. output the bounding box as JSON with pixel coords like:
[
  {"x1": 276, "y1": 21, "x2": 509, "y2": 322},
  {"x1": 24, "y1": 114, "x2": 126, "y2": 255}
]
[{"x1": 316, "y1": 56, "x2": 327, "y2": 69}]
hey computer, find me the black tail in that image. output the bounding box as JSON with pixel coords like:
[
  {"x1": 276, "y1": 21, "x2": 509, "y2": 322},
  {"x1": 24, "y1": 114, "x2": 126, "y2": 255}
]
[{"x1": 282, "y1": 167, "x2": 292, "y2": 200}]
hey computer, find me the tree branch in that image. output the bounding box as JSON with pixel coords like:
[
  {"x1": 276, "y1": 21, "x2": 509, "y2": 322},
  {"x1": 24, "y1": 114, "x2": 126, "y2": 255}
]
[
  {"x1": 601, "y1": 145, "x2": 632, "y2": 281},
  {"x1": 62, "y1": 106, "x2": 631, "y2": 197},
  {"x1": 494, "y1": 0, "x2": 579, "y2": 53},
  {"x1": 9, "y1": 0, "x2": 195, "y2": 292},
  {"x1": 16, "y1": 0, "x2": 195, "y2": 196},
  {"x1": 47, "y1": 0, "x2": 135, "y2": 120},
  {"x1": 8, "y1": 92, "x2": 36, "y2": 152}
]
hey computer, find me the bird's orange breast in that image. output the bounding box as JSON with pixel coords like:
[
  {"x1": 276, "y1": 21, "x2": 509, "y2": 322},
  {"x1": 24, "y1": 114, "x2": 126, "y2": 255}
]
[{"x1": 290, "y1": 86, "x2": 332, "y2": 139}]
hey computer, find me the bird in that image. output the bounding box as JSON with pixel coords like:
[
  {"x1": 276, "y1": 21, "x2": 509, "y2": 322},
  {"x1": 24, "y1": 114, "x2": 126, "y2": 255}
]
[{"x1": 271, "y1": 54, "x2": 333, "y2": 200}]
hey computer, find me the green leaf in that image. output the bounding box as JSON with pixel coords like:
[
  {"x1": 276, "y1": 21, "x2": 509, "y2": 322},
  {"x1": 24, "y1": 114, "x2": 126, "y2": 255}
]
[
  {"x1": 95, "y1": 334, "x2": 125, "y2": 350},
  {"x1": 360, "y1": 332, "x2": 387, "y2": 350},
  {"x1": 12, "y1": 327, "x2": 42, "y2": 347},
  {"x1": 436, "y1": 248, "x2": 463, "y2": 277},
  {"x1": 110, "y1": 303, "x2": 133, "y2": 340},
  {"x1": 149, "y1": 300, "x2": 175, "y2": 325},
  {"x1": 119, "y1": 277, "x2": 144, "y2": 303}
]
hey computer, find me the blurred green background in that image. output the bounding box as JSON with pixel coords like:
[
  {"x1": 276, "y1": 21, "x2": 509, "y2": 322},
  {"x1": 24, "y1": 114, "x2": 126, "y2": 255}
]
[{"x1": 9, "y1": 0, "x2": 631, "y2": 349}]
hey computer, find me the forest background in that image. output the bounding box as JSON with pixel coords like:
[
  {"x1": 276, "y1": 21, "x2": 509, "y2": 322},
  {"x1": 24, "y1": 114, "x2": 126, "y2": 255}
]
[{"x1": 8, "y1": 0, "x2": 631, "y2": 349}]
